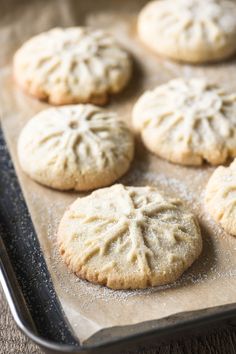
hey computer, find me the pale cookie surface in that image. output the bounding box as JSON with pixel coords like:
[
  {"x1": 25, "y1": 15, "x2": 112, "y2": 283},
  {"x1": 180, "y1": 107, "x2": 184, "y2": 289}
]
[
  {"x1": 132, "y1": 78, "x2": 236, "y2": 166},
  {"x1": 58, "y1": 184, "x2": 202, "y2": 289},
  {"x1": 138, "y1": 0, "x2": 236, "y2": 63},
  {"x1": 205, "y1": 160, "x2": 236, "y2": 236},
  {"x1": 18, "y1": 105, "x2": 134, "y2": 191},
  {"x1": 13, "y1": 27, "x2": 131, "y2": 105}
]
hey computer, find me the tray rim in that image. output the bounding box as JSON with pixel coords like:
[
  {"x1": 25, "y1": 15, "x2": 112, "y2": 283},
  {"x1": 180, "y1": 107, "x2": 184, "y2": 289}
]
[{"x1": 2, "y1": 257, "x2": 236, "y2": 354}]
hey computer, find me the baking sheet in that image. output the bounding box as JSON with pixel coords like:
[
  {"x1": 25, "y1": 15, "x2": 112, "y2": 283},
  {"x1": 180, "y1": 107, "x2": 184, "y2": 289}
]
[{"x1": 1, "y1": 0, "x2": 236, "y2": 343}]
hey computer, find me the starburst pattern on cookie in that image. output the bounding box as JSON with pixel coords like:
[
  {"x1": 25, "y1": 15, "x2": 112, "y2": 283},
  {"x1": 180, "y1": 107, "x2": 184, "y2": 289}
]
[
  {"x1": 138, "y1": 0, "x2": 236, "y2": 63},
  {"x1": 18, "y1": 105, "x2": 134, "y2": 191},
  {"x1": 133, "y1": 78, "x2": 236, "y2": 165},
  {"x1": 13, "y1": 27, "x2": 131, "y2": 104},
  {"x1": 58, "y1": 184, "x2": 202, "y2": 289}
]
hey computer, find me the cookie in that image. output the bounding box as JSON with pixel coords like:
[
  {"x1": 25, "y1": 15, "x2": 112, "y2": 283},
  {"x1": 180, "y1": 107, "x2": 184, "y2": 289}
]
[
  {"x1": 13, "y1": 27, "x2": 131, "y2": 105},
  {"x1": 205, "y1": 160, "x2": 236, "y2": 236},
  {"x1": 138, "y1": 0, "x2": 236, "y2": 63},
  {"x1": 58, "y1": 184, "x2": 202, "y2": 289},
  {"x1": 18, "y1": 105, "x2": 134, "y2": 191},
  {"x1": 132, "y1": 78, "x2": 236, "y2": 166}
]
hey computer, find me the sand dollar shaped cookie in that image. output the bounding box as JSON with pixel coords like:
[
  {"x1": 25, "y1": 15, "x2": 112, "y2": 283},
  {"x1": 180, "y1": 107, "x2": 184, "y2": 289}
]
[
  {"x1": 138, "y1": 0, "x2": 236, "y2": 63},
  {"x1": 132, "y1": 78, "x2": 236, "y2": 166},
  {"x1": 13, "y1": 27, "x2": 131, "y2": 105},
  {"x1": 205, "y1": 160, "x2": 236, "y2": 236},
  {"x1": 58, "y1": 184, "x2": 202, "y2": 289},
  {"x1": 18, "y1": 105, "x2": 134, "y2": 191}
]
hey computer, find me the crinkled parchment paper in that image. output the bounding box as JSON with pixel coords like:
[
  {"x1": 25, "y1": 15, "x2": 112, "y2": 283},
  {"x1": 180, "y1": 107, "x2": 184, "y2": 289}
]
[{"x1": 1, "y1": 0, "x2": 236, "y2": 343}]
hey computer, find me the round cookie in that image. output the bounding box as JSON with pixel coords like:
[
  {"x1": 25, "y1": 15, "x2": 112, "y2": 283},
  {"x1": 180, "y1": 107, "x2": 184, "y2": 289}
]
[
  {"x1": 18, "y1": 105, "x2": 134, "y2": 191},
  {"x1": 13, "y1": 27, "x2": 131, "y2": 105},
  {"x1": 138, "y1": 0, "x2": 236, "y2": 63},
  {"x1": 58, "y1": 184, "x2": 202, "y2": 289},
  {"x1": 132, "y1": 78, "x2": 236, "y2": 166},
  {"x1": 205, "y1": 160, "x2": 236, "y2": 236}
]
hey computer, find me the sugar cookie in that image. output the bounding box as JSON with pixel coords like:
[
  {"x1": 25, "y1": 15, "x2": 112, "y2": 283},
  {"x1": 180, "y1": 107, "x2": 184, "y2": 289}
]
[
  {"x1": 18, "y1": 105, "x2": 134, "y2": 191},
  {"x1": 132, "y1": 78, "x2": 236, "y2": 165},
  {"x1": 13, "y1": 27, "x2": 131, "y2": 104},
  {"x1": 138, "y1": 0, "x2": 236, "y2": 63},
  {"x1": 205, "y1": 160, "x2": 236, "y2": 236},
  {"x1": 58, "y1": 184, "x2": 202, "y2": 289}
]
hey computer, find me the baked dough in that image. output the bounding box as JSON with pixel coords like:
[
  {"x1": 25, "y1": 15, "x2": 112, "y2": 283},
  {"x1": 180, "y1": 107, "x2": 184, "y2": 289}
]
[
  {"x1": 132, "y1": 78, "x2": 236, "y2": 166},
  {"x1": 205, "y1": 160, "x2": 236, "y2": 236},
  {"x1": 13, "y1": 27, "x2": 132, "y2": 104},
  {"x1": 18, "y1": 105, "x2": 134, "y2": 191},
  {"x1": 58, "y1": 184, "x2": 202, "y2": 289},
  {"x1": 138, "y1": 0, "x2": 236, "y2": 63}
]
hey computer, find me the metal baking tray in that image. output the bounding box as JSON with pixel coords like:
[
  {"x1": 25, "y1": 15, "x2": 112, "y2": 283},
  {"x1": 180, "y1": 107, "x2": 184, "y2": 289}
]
[{"x1": 1, "y1": 125, "x2": 236, "y2": 354}]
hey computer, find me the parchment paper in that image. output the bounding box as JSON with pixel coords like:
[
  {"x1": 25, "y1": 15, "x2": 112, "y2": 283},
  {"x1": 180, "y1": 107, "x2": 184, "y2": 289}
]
[{"x1": 1, "y1": 0, "x2": 236, "y2": 343}]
